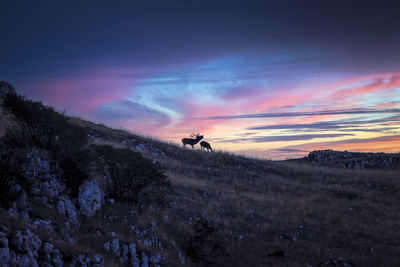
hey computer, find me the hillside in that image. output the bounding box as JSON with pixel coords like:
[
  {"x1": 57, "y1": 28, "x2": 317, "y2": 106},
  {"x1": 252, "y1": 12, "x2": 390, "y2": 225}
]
[{"x1": 0, "y1": 82, "x2": 400, "y2": 266}]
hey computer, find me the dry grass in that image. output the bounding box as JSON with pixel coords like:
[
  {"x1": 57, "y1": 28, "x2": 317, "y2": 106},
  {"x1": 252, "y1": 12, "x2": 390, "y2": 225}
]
[
  {"x1": 65, "y1": 119, "x2": 400, "y2": 265},
  {"x1": 1, "y1": 114, "x2": 398, "y2": 266}
]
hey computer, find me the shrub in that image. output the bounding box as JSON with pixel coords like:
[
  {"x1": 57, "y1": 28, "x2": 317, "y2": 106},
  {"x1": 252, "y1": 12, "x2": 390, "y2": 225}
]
[
  {"x1": 2, "y1": 93, "x2": 90, "y2": 197},
  {"x1": 60, "y1": 157, "x2": 89, "y2": 197},
  {"x1": 2, "y1": 93, "x2": 88, "y2": 152},
  {"x1": 92, "y1": 145, "x2": 171, "y2": 208},
  {"x1": 183, "y1": 217, "x2": 227, "y2": 265},
  {"x1": 0, "y1": 161, "x2": 29, "y2": 208}
]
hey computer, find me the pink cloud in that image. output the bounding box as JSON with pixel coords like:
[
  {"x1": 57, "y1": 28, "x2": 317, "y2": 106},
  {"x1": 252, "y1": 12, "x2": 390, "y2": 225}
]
[{"x1": 19, "y1": 68, "x2": 142, "y2": 119}]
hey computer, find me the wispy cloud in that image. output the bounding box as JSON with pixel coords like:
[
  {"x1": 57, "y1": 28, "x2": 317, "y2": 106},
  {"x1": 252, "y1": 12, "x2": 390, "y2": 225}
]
[
  {"x1": 246, "y1": 115, "x2": 400, "y2": 132},
  {"x1": 217, "y1": 133, "x2": 353, "y2": 143},
  {"x1": 206, "y1": 108, "x2": 400, "y2": 120},
  {"x1": 95, "y1": 100, "x2": 171, "y2": 133},
  {"x1": 282, "y1": 134, "x2": 400, "y2": 153}
]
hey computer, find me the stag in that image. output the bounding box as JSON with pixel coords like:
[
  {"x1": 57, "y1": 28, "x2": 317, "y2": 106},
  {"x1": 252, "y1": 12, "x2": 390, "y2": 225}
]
[
  {"x1": 200, "y1": 141, "x2": 213, "y2": 152},
  {"x1": 182, "y1": 132, "x2": 204, "y2": 149}
]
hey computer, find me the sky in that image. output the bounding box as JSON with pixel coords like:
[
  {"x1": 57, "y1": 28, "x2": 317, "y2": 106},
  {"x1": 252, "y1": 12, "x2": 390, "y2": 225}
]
[{"x1": 1, "y1": 0, "x2": 400, "y2": 159}]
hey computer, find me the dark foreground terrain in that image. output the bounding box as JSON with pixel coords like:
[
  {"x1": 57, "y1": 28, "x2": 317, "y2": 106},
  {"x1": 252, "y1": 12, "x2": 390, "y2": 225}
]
[{"x1": 0, "y1": 81, "x2": 399, "y2": 266}]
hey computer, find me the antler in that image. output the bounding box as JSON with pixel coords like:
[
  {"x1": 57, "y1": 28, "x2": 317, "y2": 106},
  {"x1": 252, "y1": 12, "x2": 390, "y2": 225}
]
[{"x1": 190, "y1": 132, "x2": 201, "y2": 138}]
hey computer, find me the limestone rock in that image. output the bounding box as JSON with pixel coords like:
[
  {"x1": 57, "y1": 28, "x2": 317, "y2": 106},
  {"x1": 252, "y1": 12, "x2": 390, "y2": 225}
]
[
  {"x1": 78, "y1": 180, "x2": 104, "y2": 217},
  {"x1": 57, "y1": 197, "x2": 78, "y2": 225},
  {"x1": 0, "y1": 81, "x2": 16, "y2": 99}
]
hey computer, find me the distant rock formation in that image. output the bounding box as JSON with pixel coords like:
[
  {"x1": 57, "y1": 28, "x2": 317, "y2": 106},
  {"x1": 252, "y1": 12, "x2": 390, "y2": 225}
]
[
  {"x1": 0, "y1": 81, "x2": 16, "y2": 100},
  {"x1": 306, "y1": 149, "x2": 400, "y2": 169}
]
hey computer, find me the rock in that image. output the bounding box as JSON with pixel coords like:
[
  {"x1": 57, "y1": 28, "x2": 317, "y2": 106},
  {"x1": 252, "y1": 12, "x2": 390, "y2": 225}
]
[
  {"x1": 76, "y1": 253, "x2": 104, "y2": 266},
  {"x1": 11, "y1": 231, "x2": 23, "y2": 251},
  {"x1": 119, "y1": 243, "x2": 129, "y2": 263},
  {"x1": 57, "y1": 197, "x2": 78, "y2": 225},
  {"x1": 78, "y1": 180, "x2": 104, "y2": 217},
  {"x1": 91, "y1": 254, "x2": 104, "y2": 264},
  {"x1": 130, "y1": 256, "x2": 140, "y2": 267},
  {"x1": 150, "y1": 253, "x2": 162, "y2": 264},
  {"x1": 22, "y1": 149, "x2": 51, "y2": 179},
  {"x1": 128, "y1": 242, "x2": 137, "y2": 257},
  {"x1": 0, "y1": 247, "x2": 9, "y2": 265},
  {"x1": 110, "y1": 239, "x2": 120, "y2": 255},
  {"x1": 8, "y1": 206, "x2": 19, "y2": 219},
  {"x1": 33, "y1": 219, "x2": 53, "y2": 232},
  {"x1": 103, "y1": 241, "x2": 110, "y2": 251},
  {"x1": 0, "y1": 81, "x2": 16, "y2": 98},
  {"x1": 56, "y1": 200, "x2": 66, "y2": 215},
  {"x1": 15, "y1": 190, "x2": 28, "y2": 210},
  {"x1": 42, "y1": 242, "x2": 54, "y2": 254},
  {"x1": 121, "y1": 244, "x2": 129, "y2": 257},
  {"x1": 141, "y1": 252, "x2": 149, "y2": 267},
  {"x1": 178, "y1": 251, "x2": 185, "y2": 265},
  {"x1": 9, "y1": 251, "x2": 16, "y2": 266},
  {"x1": 19, "y1": 210, "x2": 30, "y2": 223},
  {"x1": 11, "y1": 229, "x2": 42, "y2": 258},
  {"x1": 52, "y1": 254, "x2": 63, "y2": 267},
  {"x1": 0, "y1": 232, "x2": 8, "y2": 248}
]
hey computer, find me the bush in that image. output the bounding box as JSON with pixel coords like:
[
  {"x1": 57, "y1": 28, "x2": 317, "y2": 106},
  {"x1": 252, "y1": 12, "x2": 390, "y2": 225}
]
[
  {"x1": 2, "y1": 93, "x2": 90, "y2": 197},
  {"x1": 93, "y1": 145, "x2": 171, "y2": 208},
  {"x1": 0, "y1": 161, "x2": 29, "y2": 208},
  {"x1": 60, "y1": 157, "x2": 89, "y2": 197},
  {"x1": 2, "y1": 93, "x2": 88, "y2": 152},
  {"x1": 183, "y1": 217, "x2": 227, "y2": 266}
]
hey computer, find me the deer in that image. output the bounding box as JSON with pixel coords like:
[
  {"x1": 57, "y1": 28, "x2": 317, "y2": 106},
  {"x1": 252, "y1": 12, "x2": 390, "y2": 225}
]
[
  {"x1": 200, "y1": 141, "x2": 213, "y2": 152},
  {"x1": 182, "y1": 132, "x2": 204, "y2": 149}
]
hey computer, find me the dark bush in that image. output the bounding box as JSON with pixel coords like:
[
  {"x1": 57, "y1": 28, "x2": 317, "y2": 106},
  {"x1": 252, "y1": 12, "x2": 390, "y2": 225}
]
[
  {"x1": 2, "y1": 93, "x2": 88, "y2": 152},
  {"x1": 2, "y1": 93, "x2": 90, "y2": 197},
  {"x1": 93, "y1": 145, "x2": 171, "y2": 208},
  {"x1": 60, "y1": 157, "x2": 89, "y2": 197},
  {"x1": 183, "y1": 217, "x2": 227, "y2": 266},
  {"x1": 0, "y1": 161, "x2": 29, "y2": 208}
]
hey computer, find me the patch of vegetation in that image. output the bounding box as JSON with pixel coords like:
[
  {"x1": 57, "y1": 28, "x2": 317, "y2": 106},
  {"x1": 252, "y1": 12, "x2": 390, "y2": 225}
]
[
  {"x1": 182, "y1": 217, "x2": 227, "y2": 266},
  {"x1": 2, "y1": 93, "x2": 90, "y2": 196},
  {"x1": 93, "y1": 145, "x2": 171, "y2": 209},
  {"x1": 0, "y1": 161, "x2": 29, "y2": 208},
  {"x1": 3, "y1": 93, "x2": 88, "y2": 151},
  {"x1": 59, "y1": 157, "x2": 89, "y2": 197}
]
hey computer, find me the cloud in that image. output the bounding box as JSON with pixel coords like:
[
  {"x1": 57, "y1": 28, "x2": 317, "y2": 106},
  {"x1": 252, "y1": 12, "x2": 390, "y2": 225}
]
[
  {"x1": 246, "y1": 115, "x2": 400, "y2": 132},
  {"x1": 205, "y1": 108, "x2": 400, "y2": 120},
  {"x1": 95, "y1": 100, "x2": 171, "y2": 133},
  {"x1": 218, "y1": 133, "x2": 353, "y2": 143},
  {"x1": 275, "y1": 148, "x2": 308, "y2": 153},
  {"x1": 282, "y1": 134, "x2": 400, "y2": 153}
]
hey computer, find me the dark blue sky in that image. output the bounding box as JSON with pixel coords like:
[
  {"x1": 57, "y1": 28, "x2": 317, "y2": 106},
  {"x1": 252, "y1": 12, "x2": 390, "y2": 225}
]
[{"x1": 2, "y1": 0, "x2": 400, "y2": 80}]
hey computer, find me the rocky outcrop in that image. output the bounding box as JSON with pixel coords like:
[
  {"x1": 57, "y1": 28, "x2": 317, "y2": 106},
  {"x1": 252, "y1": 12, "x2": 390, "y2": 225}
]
[
  {"x1": 78, "y1": 179, "x2": 104, "y2": 217},
  {"x1": 0, "y1": 81, "x2": 16, "y2": 100},
  {"x1": 103, "y1": 238, "x2": 163, "y2": 266},
  {"x1": 56, "y1": 196, "x2": 79, "y2": 225},
  {"x1": 307, "y1": 150, "x2": 400, "y2": 169},
  {"x1": 75, "y1": 253, "x2": 104, "y2": 266},
  {"x1": 0, "y1": 228, "x2": 65, "y2": 266}
]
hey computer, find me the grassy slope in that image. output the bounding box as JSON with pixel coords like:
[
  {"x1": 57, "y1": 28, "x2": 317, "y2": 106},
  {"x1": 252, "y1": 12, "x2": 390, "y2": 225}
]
[{"x1": 68, "y1": 117, "x2": 400, "y2": 266}]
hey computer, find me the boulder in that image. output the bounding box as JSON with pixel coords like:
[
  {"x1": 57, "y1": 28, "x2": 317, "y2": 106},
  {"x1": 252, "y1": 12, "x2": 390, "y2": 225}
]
[
  {"x1": 110, "y1": 239, "x2": 120, "y2": 255},
  {"x1": 0, "y1": 81, "x2": 16, "y2": 99},
  {"x1": 0, "y1": 232, "x2": 8, "y2": 248},
  {"x1": 57, "y1": 197, "x2": 78, "y2": 225},
  {"x1": 78, "y1": 180, "x2": 104, "y2": 217},
  {"x1": 0, "y1": 247, "x2": 10, "y2": 265}
]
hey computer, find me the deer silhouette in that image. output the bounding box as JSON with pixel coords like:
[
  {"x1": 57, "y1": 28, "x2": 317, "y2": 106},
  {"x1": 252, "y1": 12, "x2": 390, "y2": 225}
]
[
  {"x1": 182, "y1": 132, "x2": 204, "y2": 149},
  {"x1": 200, "y1": 141, "x2": 213, "y2": 152}
]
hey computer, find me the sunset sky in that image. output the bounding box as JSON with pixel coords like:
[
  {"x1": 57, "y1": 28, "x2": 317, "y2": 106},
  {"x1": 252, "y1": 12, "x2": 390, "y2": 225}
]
[{"x1": 1, "y1": 1, "x2": 400, "y2": 159}]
